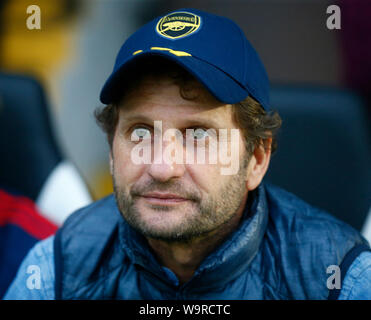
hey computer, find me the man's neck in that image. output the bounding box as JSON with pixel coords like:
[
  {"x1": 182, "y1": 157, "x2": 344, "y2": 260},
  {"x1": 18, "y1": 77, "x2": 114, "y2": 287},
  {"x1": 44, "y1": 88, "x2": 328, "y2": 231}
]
[{"x1": 146, "y1": 195, "x2": 248, "y2": 284}]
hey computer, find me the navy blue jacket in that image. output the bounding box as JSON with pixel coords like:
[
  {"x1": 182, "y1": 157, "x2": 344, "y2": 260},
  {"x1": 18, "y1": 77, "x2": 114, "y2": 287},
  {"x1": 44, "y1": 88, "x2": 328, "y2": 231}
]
[{"x1": 54, "y1": 183, "x2": 369, "y2": 299}]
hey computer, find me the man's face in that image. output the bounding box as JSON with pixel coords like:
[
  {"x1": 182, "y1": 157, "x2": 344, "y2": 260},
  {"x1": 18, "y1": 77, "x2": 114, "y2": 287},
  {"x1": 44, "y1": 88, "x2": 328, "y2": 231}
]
[{"x1": 111, "y1": 75, "x2": 250, "y2": 242}]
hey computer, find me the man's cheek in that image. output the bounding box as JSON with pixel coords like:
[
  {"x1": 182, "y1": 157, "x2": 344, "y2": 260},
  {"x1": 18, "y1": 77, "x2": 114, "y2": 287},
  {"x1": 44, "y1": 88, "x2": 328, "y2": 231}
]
[{"x1": 186, "y1": 165, "x2": 216, "y2": 197}]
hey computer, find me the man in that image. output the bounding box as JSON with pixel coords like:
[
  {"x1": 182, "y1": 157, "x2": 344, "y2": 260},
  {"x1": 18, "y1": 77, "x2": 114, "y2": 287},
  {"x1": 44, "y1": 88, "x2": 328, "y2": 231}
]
[{"x1": 5, "y1": 8, "x2": 371, "y2": 300}]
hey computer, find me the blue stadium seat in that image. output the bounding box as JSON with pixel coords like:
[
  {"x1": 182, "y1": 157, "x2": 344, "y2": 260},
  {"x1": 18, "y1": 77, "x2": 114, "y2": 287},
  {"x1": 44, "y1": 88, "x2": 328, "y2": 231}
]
[
  {"x1": 265, "y1": 85, "x2": 371, "y2": 237},
  {"x1": 0, "y1": 73, "x2": 92, "y2": 225}
]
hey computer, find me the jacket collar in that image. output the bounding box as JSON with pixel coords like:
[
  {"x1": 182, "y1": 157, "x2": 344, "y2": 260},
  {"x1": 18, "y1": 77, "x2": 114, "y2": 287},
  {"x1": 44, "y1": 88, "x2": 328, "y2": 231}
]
[{"x1": 118, "y1": 183, "x2": 268, "y2": 289}]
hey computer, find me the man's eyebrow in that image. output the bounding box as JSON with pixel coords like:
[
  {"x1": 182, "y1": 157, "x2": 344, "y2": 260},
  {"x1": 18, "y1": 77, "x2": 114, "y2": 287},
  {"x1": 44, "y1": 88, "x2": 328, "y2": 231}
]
[
  {"x1": 180, "y1": 118, "x2": 223, "y2": 129},
  {"x1": 120, "y1": 114, "x2": 224, "y2": 129},
  {"x1": 120, "y1": 114, "x2": 153, "y2": 125}
]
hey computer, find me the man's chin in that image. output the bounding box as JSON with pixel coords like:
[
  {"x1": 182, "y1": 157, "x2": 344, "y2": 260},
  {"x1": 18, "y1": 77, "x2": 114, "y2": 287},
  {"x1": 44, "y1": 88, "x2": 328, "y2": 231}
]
[
  {"x1": 124, "y1": 207, "x2": 203, "y2": 242},
  {"x1": 137, "y1": 208, "x2": 191, "y2": 230},
  {"x1": 135, "y1": 225, "x2": 205, "y2": 243}
]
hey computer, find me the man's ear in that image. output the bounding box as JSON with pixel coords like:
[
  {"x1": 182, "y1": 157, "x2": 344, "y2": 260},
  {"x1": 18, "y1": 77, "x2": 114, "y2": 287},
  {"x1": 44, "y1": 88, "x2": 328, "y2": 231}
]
[
  {"x1": 109, "y1": 151, "x2": 114, "y2": 175},
  {"x1": 246, "y1": 138, "x2": 272, "y2": 191}
]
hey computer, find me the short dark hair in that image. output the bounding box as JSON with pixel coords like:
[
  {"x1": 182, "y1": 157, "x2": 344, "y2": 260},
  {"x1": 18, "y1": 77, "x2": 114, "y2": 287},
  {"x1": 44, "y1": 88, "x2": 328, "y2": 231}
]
[{"x1": 95, "y1": 56, "x2": 282, "y2": 154}]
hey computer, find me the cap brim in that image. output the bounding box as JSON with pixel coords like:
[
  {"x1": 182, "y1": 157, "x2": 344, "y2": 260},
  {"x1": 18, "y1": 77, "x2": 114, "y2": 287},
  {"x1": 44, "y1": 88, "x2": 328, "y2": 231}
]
[{"x1": 100, "y1": 50, "x2": 250, "y2": 105}]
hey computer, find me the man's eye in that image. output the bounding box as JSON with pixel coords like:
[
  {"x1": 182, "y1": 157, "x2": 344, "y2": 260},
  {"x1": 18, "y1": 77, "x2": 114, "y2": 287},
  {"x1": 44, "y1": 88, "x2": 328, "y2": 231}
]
[
  {"x1": 192, "y1": 128, "x2": 209, "y2": 140},
  {"x1": 132, "y1": 127, "x2": 151, "y2": 140}
]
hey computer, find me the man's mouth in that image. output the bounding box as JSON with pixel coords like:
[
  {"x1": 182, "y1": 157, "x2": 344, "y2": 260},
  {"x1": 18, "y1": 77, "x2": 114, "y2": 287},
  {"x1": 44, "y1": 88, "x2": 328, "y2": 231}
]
[{"x1": 140, "y1": 192, "x2": 189, "y2": 205}]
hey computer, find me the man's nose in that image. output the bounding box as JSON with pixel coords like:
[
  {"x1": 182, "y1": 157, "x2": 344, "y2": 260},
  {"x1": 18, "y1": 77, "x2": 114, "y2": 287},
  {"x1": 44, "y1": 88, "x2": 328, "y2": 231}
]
[{"x1": 147, "y1": 137, "x2": 186, "y2": 182}]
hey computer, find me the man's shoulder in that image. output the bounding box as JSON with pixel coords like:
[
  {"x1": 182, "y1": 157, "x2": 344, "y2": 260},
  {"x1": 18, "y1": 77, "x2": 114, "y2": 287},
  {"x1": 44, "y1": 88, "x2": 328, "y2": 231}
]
[
  {"x1": 339, "y1": 251, "x2": 371, "y2": 299},
  {"x1": 54, "y1": 194, "x2": 124, "y2": 289},
  {"x1": 260, "y1": 183, "x2": 369, "y2": 299},
  {"x1": 262, "y1": 182, "x2": 369, "y2": 270},
  {"x1": 263, "y1": 182, "x2": 365, "y2": 242},
  {"x1": 4, "y1": 236, "x2": 55, "y2": 299},
  {"x1": 59, "y1": 193, "x2": 120, "y2": 238},
  {"x1": 55, "y1": 192, "x2": 122, "y2": 264}
]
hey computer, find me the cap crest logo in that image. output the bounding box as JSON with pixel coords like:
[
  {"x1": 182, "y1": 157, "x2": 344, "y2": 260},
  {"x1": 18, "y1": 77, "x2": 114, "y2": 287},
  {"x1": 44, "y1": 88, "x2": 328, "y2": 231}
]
[{"x1": 156, "y1": 11, "x2": 201, "y2": 40}]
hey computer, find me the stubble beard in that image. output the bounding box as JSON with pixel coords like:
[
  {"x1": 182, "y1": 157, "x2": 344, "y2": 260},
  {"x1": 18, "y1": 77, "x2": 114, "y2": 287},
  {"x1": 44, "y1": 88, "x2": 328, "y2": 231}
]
[{"x1": 113, "y1": 158, "x2": 249, "y2": 243}]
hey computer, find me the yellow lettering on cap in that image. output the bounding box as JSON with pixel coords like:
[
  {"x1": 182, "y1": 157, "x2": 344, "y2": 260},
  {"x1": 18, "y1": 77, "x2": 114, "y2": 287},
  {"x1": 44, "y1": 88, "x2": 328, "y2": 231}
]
[
  {"x1": 150, "y1": 47, "x2": 191, "y2": 57},
  {"x1": 132, "y1": 50, "x2": 143, "y2": 55}
]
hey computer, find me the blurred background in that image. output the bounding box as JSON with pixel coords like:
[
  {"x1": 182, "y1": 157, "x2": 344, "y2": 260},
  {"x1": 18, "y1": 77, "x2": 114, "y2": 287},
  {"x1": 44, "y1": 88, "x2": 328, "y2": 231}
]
[{"x1": 0, "y1": 0, "x2": 370, "y2": 232}]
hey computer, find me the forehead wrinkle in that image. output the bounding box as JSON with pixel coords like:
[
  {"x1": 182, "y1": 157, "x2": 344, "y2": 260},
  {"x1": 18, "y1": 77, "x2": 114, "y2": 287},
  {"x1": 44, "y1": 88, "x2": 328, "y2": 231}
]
[{"x1": 118, "y1": 76, "x2": 234, "y2": 128}]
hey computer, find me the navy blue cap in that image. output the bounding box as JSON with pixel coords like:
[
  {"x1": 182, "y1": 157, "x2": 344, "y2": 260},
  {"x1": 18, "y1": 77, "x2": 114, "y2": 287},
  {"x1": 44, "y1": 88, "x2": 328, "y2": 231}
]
[{"x1": 100, "y1": 8, "x2": 270, "y2": 110}]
